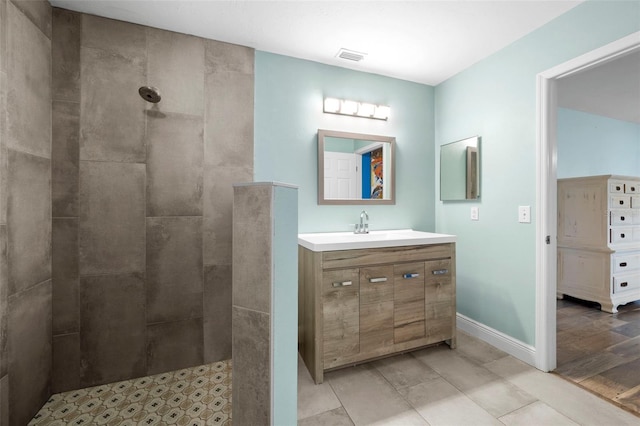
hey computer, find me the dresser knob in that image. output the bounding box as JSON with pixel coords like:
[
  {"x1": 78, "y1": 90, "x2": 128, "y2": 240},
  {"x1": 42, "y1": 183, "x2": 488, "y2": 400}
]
[
  {"x1": 621, "y1": 233, "x2": 626, "y2": 238},
  {"x1": 620, "y1": 262, "x2": 627, "y2": 267},
  {"x1": 620, "y1": 200, "x2": 625, "y2": 205},
  {"x1": 616, "y1": 186, "x2": 622, "y2": 191},
  {"x1": 621, "y1": 282, "x2": 628, "y2": 288},
  {"x1": 621, "y1": 216, "x2": 626, "y2": 221},
  {"x1": 631, "y1": 186, "x2": 636, "y2": 191}
]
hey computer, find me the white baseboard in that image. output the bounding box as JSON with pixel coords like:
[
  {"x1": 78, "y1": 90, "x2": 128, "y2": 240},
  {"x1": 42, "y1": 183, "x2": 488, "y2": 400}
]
[{"x1": 456, "y1": 313, "x2": 537, "y2": 367}]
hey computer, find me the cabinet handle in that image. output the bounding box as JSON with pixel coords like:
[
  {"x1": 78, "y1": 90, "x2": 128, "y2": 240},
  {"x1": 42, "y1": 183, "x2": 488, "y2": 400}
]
[
  {"x1": 620, "y1": 262, "x2": 628, "y2": 267},
  {"x1": 403, "y1": 273, "x2": 420, "y2": 279},
  {"x1": 621, "y1": 282, "x2": 628, "y2": 288},
  {"x1": 332, "y1": 281, "x2": 352, "y2": 288},
  {"x1": 616, "y1": 186, "x2": 622, "y2": 191},
  {"x1": 621, "y1": 216, "x2": 626, "y2": 221},
  {"x1": 631, "y1": 186, "x2": 636, "y2": 191},
  {"x1": 620, "y1": 200, "x2": 625, "y2": 205},
  {"x1": 432, "y1": 269, "x2": 449, "y2": 275},
  {"x1": 620, "y1": 233, "x2": 626, "y2": 238},
  {"x1": 369, "y1": 277, "x2": 388, "y2": 283}
]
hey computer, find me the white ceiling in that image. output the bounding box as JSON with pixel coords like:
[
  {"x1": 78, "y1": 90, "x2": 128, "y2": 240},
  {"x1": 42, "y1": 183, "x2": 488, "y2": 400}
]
[
  {"x1": 558, "y1": 51, "x2": 640, "y2": 124},
  {"x1": 49, "y1": 0, "x2": 583, "y2": 86}
]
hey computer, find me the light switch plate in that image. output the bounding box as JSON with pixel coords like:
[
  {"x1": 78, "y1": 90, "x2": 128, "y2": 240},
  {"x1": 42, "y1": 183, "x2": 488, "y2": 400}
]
[
  {"x1": 470, "y1": 206, "x2": 479, "y2": 221},
  {"x1": 518, "y1": 205, "x2": 531, "y2": 223}
]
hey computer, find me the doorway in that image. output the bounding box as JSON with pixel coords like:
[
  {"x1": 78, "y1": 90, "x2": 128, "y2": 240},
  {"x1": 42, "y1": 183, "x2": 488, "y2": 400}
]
[{"x1": 536, "y1": 31, "x2": 640, "y2": 372}]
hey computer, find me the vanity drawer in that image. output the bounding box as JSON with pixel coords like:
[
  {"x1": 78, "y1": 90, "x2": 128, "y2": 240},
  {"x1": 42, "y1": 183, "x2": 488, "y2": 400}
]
[
  {"x1": 425, "y1": 259, "x2": 452, "y2": 282},
  {"x1": 611, "y1": 196, "x2": 631, "y2": 209},
  {"x1": 425, "y1": 259, "x2": 453, "y2": 302},
  {"x1": 613, "y1": 253, "x2": 640, "y2": 273},
  {"x1": 613, "y1": 274, "x2": 640, "y2": 294}
]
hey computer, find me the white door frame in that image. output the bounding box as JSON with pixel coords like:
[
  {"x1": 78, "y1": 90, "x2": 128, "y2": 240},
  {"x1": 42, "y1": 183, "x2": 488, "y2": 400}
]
[{"x1": 535, "y1": 31, "x2": 640, "y2": 372}]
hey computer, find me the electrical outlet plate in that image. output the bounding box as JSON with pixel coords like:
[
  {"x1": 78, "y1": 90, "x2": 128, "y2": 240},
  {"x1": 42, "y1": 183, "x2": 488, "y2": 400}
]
[
  {"x1": 470, "y1": 206, "x2": 479, "y2": 221},
  {"x1": 518, "y1": 205, "x2": 531, "y2": 223}
]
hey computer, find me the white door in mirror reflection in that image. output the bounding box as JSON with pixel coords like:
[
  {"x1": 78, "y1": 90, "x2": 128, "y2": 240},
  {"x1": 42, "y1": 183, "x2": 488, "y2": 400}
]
[{"x1": 324, "y1": 152, "x2": 359, "y2": 199}]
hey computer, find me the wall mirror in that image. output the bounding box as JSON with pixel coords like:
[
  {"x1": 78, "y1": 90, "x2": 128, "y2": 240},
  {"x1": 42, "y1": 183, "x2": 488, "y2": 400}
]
[
  {"x1": 318, "y1": 129, "x2": 395, "y2": 205},
  {"x1": 440, "y1": 136, "x2": 481, "y2": 201}
]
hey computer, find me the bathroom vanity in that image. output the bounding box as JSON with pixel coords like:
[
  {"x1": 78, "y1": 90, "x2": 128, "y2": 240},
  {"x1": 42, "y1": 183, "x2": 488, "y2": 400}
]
[{"x1": 298, "y1": 230, "x2": 456, "y2": 384}]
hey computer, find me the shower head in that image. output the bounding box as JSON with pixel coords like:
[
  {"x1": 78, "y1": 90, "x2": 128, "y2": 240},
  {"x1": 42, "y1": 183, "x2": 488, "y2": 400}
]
[{"x1": 138, "y1": 86, "x2": 161, "y2": 103}]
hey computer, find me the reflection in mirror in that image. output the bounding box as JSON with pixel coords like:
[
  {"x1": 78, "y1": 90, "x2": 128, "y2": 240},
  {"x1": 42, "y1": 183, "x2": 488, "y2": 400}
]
[
  {"x1": 318, "y1": 129, "x2": 395, "y2": 205},
  {"x1": 440, "y1": 136, "x2": 481, "y2": 201}
]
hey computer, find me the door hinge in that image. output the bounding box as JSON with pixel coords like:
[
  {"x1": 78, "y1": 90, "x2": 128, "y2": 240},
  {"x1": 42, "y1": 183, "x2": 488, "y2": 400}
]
[{"x1": 545, "y1": 235, "x2": 551, "y2": 245}]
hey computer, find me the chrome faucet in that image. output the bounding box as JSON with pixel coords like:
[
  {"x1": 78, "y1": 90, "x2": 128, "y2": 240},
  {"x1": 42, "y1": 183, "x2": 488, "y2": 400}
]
[{"x1": 355, "y1": 210, "x2": 369, "y2": 234}]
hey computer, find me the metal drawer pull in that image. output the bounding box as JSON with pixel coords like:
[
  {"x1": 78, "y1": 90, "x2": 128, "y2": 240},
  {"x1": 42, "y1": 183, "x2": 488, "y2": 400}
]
[
  {"x1": 621, "y1": 282, "x2": 628, "y2": 288},
  {"x1": 631, "y1": 186, "x2": 636, "y2": 191},
  {"x1": 616, "y1": 186, "x2": 622, "y2": 191},
  {"x1": 432, "y1": 269, "x2": 449, "y2": 275},
  {"x1": 332, "y1": 281, "x2": 352, "y2": 288},
  {"x1": 620, "y1": 200, "x2": 625, "y2": 205},
  {"x1": 620, "y1": 262, "x2": 628, "y2": 267},
  {"x1": 621, "y1": 216, "x2": 626, "y2": 221},
  {"x1": 621, "y1": 233, "x2": 626, "y2": 238},
  {"x1": 369, "y1": 277, "x2": 388, "y2": 283},
  {"x1": 403, "y1": 273, "x2": 420, "y2": 279}
]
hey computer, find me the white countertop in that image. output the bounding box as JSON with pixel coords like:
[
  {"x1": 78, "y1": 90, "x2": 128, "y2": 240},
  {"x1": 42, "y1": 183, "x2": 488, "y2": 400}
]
[{"x1": 298, "y1": 229, "x2": 457, "y2": 252}]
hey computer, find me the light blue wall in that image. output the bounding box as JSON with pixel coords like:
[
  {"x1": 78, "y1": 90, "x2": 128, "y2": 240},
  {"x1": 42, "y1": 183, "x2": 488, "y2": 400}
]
[
  {"x1": 434, "y1": 1, "x2": 640, "y2": 345},
  {"x1": 558, "y1": 108, "x2": 640, "y2": 178},
  {"x1": 255, "y1": 52, "x2": 435, "y2": 233},
  {"x1": 272, "y1": 184, "x2": 298, "y2": 426}
]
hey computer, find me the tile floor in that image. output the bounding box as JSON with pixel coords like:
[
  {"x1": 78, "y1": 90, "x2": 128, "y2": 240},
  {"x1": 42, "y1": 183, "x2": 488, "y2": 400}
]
[
  {"x1": 30, "y1": 330, "x2": 640, "y2": 425},
  {"x1": 29, "y1": 361, "x2": 232, "y2": 425},
  {"x1": 298, "y1": 331, "x2": 640, "y2": 425}
]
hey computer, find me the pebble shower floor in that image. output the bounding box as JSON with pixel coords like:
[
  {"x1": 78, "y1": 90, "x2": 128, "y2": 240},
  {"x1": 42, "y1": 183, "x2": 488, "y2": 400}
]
[{"x1": 28, "y1": 360, "x2": 232, "y2": 425}]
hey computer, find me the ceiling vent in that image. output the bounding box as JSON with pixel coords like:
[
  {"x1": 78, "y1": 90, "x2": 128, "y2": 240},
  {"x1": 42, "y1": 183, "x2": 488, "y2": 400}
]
[{"x1": 336, "y1": 48, "x2": 366, "y2": 62}]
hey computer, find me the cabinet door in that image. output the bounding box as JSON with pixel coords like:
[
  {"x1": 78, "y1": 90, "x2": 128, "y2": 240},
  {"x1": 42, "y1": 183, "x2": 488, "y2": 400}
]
[
  {"x1": 424, "y1": 259, "x2": 454, "y2": 344},
  {"x1": 322, "y1": 268, "x2": 360, "y2": 368},
  {"x1": 394, "y1": 262, "x2": 426, "y2": 343},
  {"x1": 360, "y1": 265, "x2": 394, "y2": 353}
]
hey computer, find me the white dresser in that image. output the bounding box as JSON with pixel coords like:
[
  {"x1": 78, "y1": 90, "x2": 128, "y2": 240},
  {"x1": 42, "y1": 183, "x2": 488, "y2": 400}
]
[{"x1": 557, "y1": 175, "x2": 640, "y2": 313}]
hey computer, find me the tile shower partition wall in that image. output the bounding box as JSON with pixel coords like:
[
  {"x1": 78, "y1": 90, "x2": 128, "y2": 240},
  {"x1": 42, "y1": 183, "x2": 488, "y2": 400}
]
[
  {"x1": 0, "y1": 0, "x2": 52, "y2": 425},
  {"x1": 51, "y1": 8, "x2": 254, "y2": 398},
  {"x1": 232, "y1": 182, "x2": 298, "y2": 426}
]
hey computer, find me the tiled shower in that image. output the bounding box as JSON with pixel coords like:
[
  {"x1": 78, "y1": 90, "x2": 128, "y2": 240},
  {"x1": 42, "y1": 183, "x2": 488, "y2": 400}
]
[{"x1": 0, "y1": 1, "x2": 254, "y2": 424}]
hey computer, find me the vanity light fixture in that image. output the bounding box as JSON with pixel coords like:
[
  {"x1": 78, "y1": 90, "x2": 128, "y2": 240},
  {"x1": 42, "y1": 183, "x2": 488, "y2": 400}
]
[{"x1": 323, "y1": 97, "x2": 390, "y2": 121}]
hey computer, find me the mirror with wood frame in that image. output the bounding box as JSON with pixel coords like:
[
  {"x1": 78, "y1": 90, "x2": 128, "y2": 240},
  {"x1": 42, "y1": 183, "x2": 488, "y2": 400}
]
[{"x1": 318, "y1": 129, "x2": 395, "y2": 205}]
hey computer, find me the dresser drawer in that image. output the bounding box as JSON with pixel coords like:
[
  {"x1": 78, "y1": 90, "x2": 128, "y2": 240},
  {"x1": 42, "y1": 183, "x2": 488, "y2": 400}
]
[
  {"x1": 611, "y1": 196, "x2": 631, "y2": 209},
  {"x1": 613, "y1": 253, "x2": 640, "y2": 273},
  {"x1": 610, "y1": 227, "x2": 635, "y2": 245},
  {"x1": 611, "y1": 210, "x2": 640, "y2": 225},
  {"x1": 613, "y1": 274, "x2": 640, "y2": 294},
  {"x1": 610, "y1": 182, "x2": 625, "y2": 193},
  {"x1": 626, "y1": 182, "x2": 640, "y2": 194}
]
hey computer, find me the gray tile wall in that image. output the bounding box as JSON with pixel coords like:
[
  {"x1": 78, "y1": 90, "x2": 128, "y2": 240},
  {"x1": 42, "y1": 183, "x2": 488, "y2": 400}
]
[
  {"x1": 0, "y1": 0, "x2": 7, "y2": 424},
  {"x1": 2, "y1": 1, "x2": 52, "y2": 425},
  {"x1": 51, "y1": 9, "x2": 254, "y2": 394},
  {"x1": 232, "y1": 184, "x2": 274, "y2": 425}
]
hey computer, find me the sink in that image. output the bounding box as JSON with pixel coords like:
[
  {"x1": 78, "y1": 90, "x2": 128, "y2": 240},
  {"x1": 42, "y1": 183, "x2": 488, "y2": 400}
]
[{"x1": 298, "y1": 229, "x2": 456, "y2": 252}]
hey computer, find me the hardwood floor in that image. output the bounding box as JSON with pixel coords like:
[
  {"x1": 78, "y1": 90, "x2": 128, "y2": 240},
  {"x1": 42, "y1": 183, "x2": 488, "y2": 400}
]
[{"x1": 556, "y1": 296, "x2": 640, "y2": 416}]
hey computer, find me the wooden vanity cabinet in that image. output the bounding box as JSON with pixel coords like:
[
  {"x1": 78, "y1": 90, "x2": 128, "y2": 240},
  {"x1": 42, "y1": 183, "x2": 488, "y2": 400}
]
[{"x1": 299, "y1": 243, "x2": 456, "y2": 384}]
